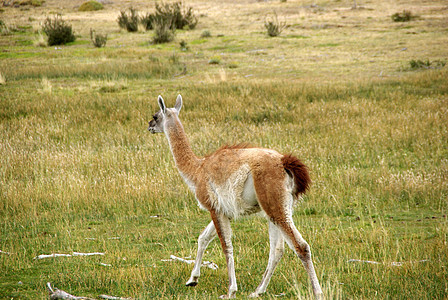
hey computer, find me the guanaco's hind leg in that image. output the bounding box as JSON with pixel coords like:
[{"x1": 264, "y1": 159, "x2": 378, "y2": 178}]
[
  {"x1": 252, "y1": 167, "x2": 322, "y2": 299},
  {"x1": 186, "y1": 221, "x2": 217, "y2": 287},
  {"x1": 276, "y1": 218, "x2": 323, "y2": 299},
  {"x1": 249, "y1": 221, "x2": 285, "y2": 298}
]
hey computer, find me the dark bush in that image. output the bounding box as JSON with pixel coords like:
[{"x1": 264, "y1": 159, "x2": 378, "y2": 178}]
[
  {"x1": 179, "y1": 40, "x2": 188, "y2": 51},
  {"x1": 140, "y1": 12, "x2": 156, "y2": 30},
  {"x1": 42, "y1": 15, "x2": 76, "y2": 46},
  {"x1": 200, "y1": 30, "x2": 211, "y2": 38},
  {"x1": 141, "y1": 2, "x2": 198, "y2": 31},
  {"x1": 409, "y1": 59, "x2": 446, "y2": 70},
  {"x1": 265, "y1": 12, "x2": 285, "y2": 37},
  {"x1": 11, "y1": 0, "x2": 45, "y2": 7},
  {"x1": 117, "y1": 7, "x2": 139, "y2": 32},
  {"x1": 151, "y1": 15, "x2": 175, "y2": 44},
  {"x1": 79, "y1": 1, "x2": 103, "y2": 12},
  {"x1": 391, "y1": 10, "x2": 414, "y2": 22},
  {"x1": 90, "y1": 29, "x2": 107, "y2": 48}
]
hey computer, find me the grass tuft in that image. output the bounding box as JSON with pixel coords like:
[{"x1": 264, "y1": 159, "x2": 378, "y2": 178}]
[
  {"x1": 409, "y1": 59, "x2": 446, "y2": 70},
  {"x1": 78, "y1": 0, "x2": 103, "y2": 12},
  {"x1": 201, "y1": 30, "x2": 212, "y2": 38},
  {"x1": 90, "y1": 28, "x2": 107, "y2": 48},
  {"x1": 391, "y1": 10, "x2": 415, "y2": 22},
  {"x1": 265, "y1": 11, "x2": 286, "y2": 37},
  {"x1": 117, "y1": 7, "x2": 139, "y2": 32},
  {"x1": 151, "y1": 16, "x2": 175, "y2": 44}
]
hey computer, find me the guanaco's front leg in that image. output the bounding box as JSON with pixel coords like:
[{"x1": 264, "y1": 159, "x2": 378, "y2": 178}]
[
  {"x1": 210, "y1": 210, "x2": 237, "y2": 299},
  {"x1": 186, "y1": 221, "x2": 217, "y2": 287}
]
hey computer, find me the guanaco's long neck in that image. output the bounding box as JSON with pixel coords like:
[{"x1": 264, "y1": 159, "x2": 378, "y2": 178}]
[{"x1": 164, "y1": 117, "x2": 201, "y2": 183}]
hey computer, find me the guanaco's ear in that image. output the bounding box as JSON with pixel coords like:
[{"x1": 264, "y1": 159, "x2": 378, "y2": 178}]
[
  {"x1": 175, "y1": 94, "x2": 182, "y2": 113},
  {"x1": 158, "y1": 95, "x2": 166, "y2": 114}
]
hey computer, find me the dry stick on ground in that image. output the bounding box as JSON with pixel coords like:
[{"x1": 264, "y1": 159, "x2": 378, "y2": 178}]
[
  {"x1": 47, "y1": 283, "x2": 132, "y2": 300},
  {"x1": 47, "y1": 282, "x2": 95, "y2": 300}
]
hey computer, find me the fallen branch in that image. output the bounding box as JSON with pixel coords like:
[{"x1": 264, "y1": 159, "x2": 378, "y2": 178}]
[
  {"x1": 99, "y1": 295, "x2": 132, "y2": 300},
  {"x1": 47, "y1": 283, "x2": 132, "y2": 300},
  {"x1": 348, "y1": 259, "x2": 429, "y2": 266},
  {"x1": 99, "y1": 262, "x2": 112, "y2": 267},
  {"x1": 35, "y1": 252, "x2": 105, "y2": 260},
  {"x1": 0, "y1": 250, "x2": 12, "y2": 255},
  {"x1": 47, "y1": 282, "x2": 95, "y2": 300},
  {"x1": 85, "y1": 237, "x2": 121, "y2": 241},
  {"x1": 162, "y1": 255, "x2": 218, "y2": 270}
]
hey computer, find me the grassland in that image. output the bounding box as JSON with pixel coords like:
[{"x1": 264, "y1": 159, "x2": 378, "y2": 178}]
[{"x1": 0, "y1": 0, "x2": 447, "y2": 299}]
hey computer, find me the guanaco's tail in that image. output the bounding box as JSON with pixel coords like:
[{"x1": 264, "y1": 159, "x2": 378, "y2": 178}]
[{"x1": 281, "y1": 154, "x2": 311, "y2": 197}]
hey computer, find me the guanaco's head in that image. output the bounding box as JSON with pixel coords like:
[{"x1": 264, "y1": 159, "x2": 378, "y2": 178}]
[{"x1": 148, "y1": 94, "x2": 183, "y2": 134}]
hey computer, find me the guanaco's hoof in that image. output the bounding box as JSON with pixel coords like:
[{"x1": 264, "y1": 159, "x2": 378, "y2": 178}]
[
  {"x1": 186, "y1": 277, "x2": 198, "y2": 287},
  {"x1": 186, "y1": 281, "x2": 198, "y2": 287}
]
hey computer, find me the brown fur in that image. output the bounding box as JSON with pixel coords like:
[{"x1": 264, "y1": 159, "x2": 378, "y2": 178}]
[
  {"x1": 206, "y1": 143, "x2": 254, "y2": 158},
  {"x1": 281, "y1": 154, "x2": 311, "y2": 197}
]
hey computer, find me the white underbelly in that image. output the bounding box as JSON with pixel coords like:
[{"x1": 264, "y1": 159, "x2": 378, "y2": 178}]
[{"x1": 207, "y1": 164, "x2": 261, "y2": 219}]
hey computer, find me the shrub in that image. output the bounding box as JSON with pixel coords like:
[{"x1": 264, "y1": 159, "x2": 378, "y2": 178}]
[
  {"x1": 391, "y1": 10, "x2": 414, "y2": 22},
  {"x1": 42, "y1": 15, "x2": 76, "y2": 46},
  {"x1": 200, "y1": 30, "x2": 211, "y2": 38},
  {"x1": 409, "y1": 59, "x2": 446, "y2": 70},
  {"x1": 227, "y1": 61, "x2": 238, "y2": 69},
  {"x1": 142, "y1": 2, "x2": 198, "y2": 31},
  {"x1": 179, "y1": 40, "x2": 188, "y2": 51},
  {"x1": 0, "y1": 19, "x2": 6, "y2": 33},
  {"x1": 208, "y1": 55, "x2": 221, "y2": 64},
  {"x1": 79, "y1": 1, "x2": 103, "y2": 12},
  {"x1": 159, "y1": 2, "x2": 198, "y2": 29},
  {"x1": 90, "y1": 29, "x2": 107, "y2": 48},
  {"x1": 117, "y1": 7, "x2": 139, "y2": 32},
  {"x1": 151, "y1": 16, "x2": 175, "y2": 44},
  {"x1": 140, "y1": 12, "x2": 156, "y2": 30},
  {"x1": 11, "y1": 0, "x2": 45, "y2": 6},
  {"x1": 0, "y1": 19, "x2": 12, "y2": 35},
  {"x1": 265, "y1": 12, "x2": 286, "y2": 37}
]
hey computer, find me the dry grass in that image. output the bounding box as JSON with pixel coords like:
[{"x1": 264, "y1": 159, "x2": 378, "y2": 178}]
[{"x1": 0, "y1": 0, "x2": 447, "y2": 299}]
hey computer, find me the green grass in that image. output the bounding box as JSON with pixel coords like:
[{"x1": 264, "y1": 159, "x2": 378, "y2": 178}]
[{"x1": 0, "y1": 0, "x2": 447, "y2": 299}]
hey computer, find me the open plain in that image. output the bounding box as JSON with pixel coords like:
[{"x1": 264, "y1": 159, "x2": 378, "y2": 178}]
[{"x1": 0, "y1": 0, "x2": 447, "y2": 298}]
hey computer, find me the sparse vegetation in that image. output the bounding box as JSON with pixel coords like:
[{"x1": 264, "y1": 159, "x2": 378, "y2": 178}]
[
  {"x1": 7, "y1": 0, "x2": 45, "y2": 7},
  {"x1": 151, "y1": 15, "x2": 175, "y2": 44},
  {"x1": 264, "y1": 12, "x2": 285, "y2": 37},
  {"x1": 391, "y1": 10, "x2": 414, "y2": 22},
  {"x1": 227, "y1": 61, "x2": 238, "y2": 68},
  {"x1": 33, "y1": 30, "x2": 46, "y2": 47},
  {"x1": 141, "y1": 2, "x2": 198, "y2": 31},
  {"x1": 157, "y1": 2, "x2": 198, "y2": 30},
  {"x1": 140, "y1": 12, "x2": 156, "y2": 31},
  {"x1": 78, "y1": 0, "x2": 103, "y2": 12},
  {"x1": 409, "y1": 59, "x2": 446, "y2": 70},
  {"x1": 201, "y1": 29, "x2": 211, "y2": 38},
  {"x1": 90, "y1": 28, "x2": 107, "y2": 48},
  {"x1": 179, "y1": 40, "x2": 188, "y2": 51},
  {"x1": 0, "y1": 19, "x2": 8, "y2": 35},
  {"x1": 208, "y1": 55, "x2": 221, "y2": 64},
  {"x1": 0, "y1": 0, "x2": 447, "y2": 299},
  {"x1": 42, "y1": 14, "x2": 76, "y2": 46},
  {"x1": 117, "y1": 7, "x2": 139, "y2": 32}
]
